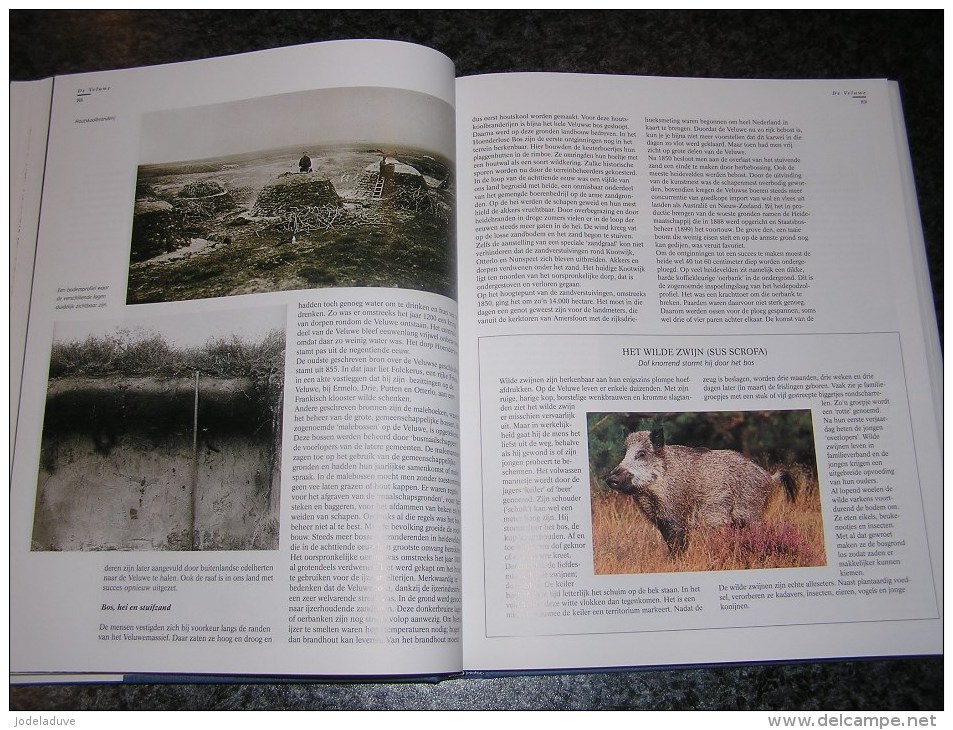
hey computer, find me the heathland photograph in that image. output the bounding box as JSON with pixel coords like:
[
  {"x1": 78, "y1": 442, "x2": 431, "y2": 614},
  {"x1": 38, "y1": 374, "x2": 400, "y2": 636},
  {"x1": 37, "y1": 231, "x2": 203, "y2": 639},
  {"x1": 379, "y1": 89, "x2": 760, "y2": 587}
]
[
  {"x1": 32, "y1": 306, "x2": 286, "y2": 552},
  {"x1": 128, "y1": 87, "x2": 455, "y2": 304},
  {"x1": 588, "y1": 410, "x2": 826, "y2": 574}
]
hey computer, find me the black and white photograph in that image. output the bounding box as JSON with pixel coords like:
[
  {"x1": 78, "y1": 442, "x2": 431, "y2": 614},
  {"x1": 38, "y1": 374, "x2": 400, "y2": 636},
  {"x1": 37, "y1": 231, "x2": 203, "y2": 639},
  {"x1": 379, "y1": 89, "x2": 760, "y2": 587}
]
[
  {"x1": 32, "y1": 306, "x2": 286, "y2": 551},
  {"x1": 127, "y1": 86, "x2": 456, "y2": 304}
]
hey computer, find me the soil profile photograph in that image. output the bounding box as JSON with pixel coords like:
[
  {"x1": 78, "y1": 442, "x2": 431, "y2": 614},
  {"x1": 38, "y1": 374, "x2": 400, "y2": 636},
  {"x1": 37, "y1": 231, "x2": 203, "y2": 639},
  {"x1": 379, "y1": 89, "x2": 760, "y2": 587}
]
[
  {"x1": 31, "y1": 306, "x2": 286, "y2": 552},
  {"x1": 587, "y1": 410, "x2": 826, "y2": 574},
  {"x1": 127, "y1": 86, "x2": 455, "y2": 304}
]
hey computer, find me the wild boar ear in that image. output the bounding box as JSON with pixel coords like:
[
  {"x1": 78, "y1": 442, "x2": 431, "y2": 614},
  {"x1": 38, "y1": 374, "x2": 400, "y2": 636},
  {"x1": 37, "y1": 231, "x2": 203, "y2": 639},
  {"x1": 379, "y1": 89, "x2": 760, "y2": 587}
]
[{"x1": 650, "y1": 428, "x2": 665, "y2": 451}]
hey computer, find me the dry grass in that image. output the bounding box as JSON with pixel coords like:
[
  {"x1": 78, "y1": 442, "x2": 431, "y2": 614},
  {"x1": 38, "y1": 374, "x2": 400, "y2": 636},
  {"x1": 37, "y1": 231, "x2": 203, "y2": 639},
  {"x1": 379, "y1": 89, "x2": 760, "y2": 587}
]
[{"x1": 591, "y1": 468, "x2": 826, "y2": 575}]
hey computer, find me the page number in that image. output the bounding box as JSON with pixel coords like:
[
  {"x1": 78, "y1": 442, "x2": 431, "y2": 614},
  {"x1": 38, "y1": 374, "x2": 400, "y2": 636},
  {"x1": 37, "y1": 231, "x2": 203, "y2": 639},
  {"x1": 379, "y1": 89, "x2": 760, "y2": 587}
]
[{"x1": 832, "y1": 89, "x2": 868, "y2": 105}]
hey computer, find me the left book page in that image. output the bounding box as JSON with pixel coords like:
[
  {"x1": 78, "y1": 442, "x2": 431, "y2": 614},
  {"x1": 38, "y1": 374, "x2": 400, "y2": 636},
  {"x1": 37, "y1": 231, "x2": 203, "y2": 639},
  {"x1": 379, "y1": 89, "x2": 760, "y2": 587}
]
[
  {"x1": 11, "y1": 77, "x2": 53, "y2": 461},
  {"x1": 10, "y1": 40, "x2": 463, "y2": 681}
]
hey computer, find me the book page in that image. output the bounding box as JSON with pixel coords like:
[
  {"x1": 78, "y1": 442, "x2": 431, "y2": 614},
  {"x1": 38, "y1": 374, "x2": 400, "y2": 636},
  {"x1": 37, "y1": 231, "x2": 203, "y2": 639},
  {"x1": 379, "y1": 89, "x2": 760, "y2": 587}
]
[
  {"x1": 10, "y1": 40, "x2": 463, "y2": 680},
  {"x1": 10, "y1": 78, "x2": 53, "y2": 461},
  {"x1": 455, "y1": 73, "x2": 941, "y2": 671}
]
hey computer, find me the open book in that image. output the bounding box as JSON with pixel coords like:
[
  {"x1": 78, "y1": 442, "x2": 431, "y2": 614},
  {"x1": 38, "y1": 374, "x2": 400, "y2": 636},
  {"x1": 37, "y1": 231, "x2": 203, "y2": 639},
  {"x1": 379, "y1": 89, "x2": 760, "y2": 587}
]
[{"x1": 10, "y1": 39, "x2": 941, "y2": 682}]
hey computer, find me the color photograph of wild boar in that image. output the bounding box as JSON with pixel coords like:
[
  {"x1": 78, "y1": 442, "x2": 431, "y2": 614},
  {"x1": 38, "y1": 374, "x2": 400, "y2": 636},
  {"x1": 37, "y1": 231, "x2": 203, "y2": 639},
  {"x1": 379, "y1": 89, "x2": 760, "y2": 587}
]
[
  {"x1": 126, "y1": 87, "x2": 455, "y2": 305},
  {"x1": 31, "y1": 308, "x2": 285, "y2": 552},
  {"x1": 588, "y1": 411, "x2": 826, "y2": 574}
]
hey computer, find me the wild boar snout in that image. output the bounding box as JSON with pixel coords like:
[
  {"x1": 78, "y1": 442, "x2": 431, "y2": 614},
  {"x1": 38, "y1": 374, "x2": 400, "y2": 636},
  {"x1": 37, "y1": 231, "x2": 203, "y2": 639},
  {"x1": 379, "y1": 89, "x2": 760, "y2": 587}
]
[{"x1": 605, "y1": 466, "x2": 634, "y2": 494}]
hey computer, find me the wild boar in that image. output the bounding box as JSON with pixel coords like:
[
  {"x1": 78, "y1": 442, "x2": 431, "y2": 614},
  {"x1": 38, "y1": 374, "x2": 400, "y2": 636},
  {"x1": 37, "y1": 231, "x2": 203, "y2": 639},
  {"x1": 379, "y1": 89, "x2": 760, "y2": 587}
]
[{"x1": 604, "y1": 428, "x2": 797, "y2": 554}]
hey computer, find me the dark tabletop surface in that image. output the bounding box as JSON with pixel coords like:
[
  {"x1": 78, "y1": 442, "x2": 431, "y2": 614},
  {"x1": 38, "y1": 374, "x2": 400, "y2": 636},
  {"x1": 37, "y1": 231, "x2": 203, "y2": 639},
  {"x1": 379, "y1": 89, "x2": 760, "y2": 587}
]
[{"x1": 9, "y1": 9, "x2": 942, "y2": 712}]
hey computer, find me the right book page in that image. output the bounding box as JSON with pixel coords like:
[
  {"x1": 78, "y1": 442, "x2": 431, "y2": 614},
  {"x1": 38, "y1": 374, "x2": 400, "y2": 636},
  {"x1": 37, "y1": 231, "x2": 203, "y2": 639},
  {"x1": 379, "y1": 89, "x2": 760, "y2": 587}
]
[{"x1": 454, "y1": 72, "x2": 942, "y2": 672}]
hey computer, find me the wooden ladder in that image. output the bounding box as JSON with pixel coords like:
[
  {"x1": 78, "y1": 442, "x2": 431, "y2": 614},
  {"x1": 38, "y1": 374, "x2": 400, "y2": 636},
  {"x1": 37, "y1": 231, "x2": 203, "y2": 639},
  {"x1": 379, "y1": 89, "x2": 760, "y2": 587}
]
[{"x1": 372, "y1": 175, "x2": 385, "y2": 199}]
